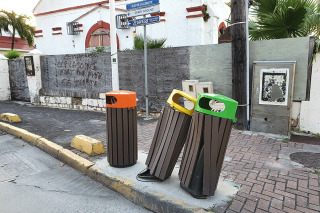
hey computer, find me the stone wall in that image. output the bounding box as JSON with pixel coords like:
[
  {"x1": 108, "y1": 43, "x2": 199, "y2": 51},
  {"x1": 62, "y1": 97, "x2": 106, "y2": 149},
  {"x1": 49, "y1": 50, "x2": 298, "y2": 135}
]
[
  {"x1": 8, "y1": 59, "x2": 30, "y2": 101},
  {"x1": 40, "y1": 47, "x2": 190, "y2": 112}
]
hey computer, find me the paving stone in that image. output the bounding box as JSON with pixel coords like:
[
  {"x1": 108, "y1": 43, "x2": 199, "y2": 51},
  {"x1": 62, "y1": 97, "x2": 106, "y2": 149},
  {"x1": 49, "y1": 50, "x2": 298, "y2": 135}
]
[
  {"x1": 243, "y1": 200, "x2": 257, "y2": 212},
  {"x1": 309, "y1": 194, "x2": 320, "y2": 205},
  {"x1": 284, "y1": 196, "x2": 295, "y2": 209},
  {"x1": 296, "y1": 195, "x2": 308, "y2": 207},
  {"x1": 270, "y1": 198, "x2": 283, "y2": 210},
  {"x1": 257, "y1": 199, "x2": 270, "y2": 211},
  {"x1": 229, "y1": 200, "x2": 244, "y2": 212}
]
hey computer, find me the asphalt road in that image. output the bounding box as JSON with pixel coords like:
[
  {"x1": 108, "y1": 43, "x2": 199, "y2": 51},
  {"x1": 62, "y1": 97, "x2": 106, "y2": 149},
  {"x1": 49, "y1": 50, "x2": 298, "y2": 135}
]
[{"x1": 0, "y1": 131, "x2": 152, "y2": 213}]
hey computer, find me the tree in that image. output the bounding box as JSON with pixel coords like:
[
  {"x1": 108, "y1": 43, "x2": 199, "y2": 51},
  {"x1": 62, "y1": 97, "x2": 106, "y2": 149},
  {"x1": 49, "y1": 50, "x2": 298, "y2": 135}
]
[
  {"x1": 249, "y1": 0, "x2": 320, "y2": 40},
  {"x1": 0, "y1": 10, "x2": 35, "y2": 50}
]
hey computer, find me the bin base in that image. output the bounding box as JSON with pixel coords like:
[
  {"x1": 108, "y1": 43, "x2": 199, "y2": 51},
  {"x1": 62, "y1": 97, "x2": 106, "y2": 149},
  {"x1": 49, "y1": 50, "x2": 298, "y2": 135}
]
[
  {"x1": 137, "y1": 168, "x2": 162, "y2": 181},
  {"x1": 180, "y1": 182, "x2": 208, "y2": 199},
  {"x1": 109, "y1": 162, "x2": 136, "y2": 168}
]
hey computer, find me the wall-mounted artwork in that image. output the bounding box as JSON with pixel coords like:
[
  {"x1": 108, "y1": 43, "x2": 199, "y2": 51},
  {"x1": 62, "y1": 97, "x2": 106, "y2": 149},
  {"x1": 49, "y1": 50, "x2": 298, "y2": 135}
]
[{"x1": 259, "y1": 68, "x2": 289, "y2": 106}]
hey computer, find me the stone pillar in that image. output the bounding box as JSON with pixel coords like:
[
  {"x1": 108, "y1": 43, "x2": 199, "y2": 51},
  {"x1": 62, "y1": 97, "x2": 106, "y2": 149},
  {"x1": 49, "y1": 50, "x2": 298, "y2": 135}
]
[
  {"x1": 0, "y1": 54, "x2": 11, "y2": 101},
  {"x1": 25, "y1": 49, "x2": 46, "y2": 104}
]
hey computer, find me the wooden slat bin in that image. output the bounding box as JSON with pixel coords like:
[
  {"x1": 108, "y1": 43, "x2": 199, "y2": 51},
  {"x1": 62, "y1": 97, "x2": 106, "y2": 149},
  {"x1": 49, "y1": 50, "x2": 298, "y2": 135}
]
[
  {"x1": 141, "y1": 89, "x2": 197, "y2": 180},
  {"x1": 179, "y1": 93, "x2": 238, "y2": 198},
  {"x1": 106, "y1": 91, "x2": 137, "y2": 168}
]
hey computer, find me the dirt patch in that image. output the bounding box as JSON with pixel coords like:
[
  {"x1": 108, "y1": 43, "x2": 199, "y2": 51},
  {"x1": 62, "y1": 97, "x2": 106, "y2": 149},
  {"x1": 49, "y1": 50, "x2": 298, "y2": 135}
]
[{"x1": 290, "y1": 152, "x2": 320, "y2": 169}]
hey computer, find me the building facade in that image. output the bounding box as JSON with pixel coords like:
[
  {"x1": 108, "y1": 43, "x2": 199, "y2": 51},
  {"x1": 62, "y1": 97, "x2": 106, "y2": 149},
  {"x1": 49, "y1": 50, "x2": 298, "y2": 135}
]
[{"x1": 33, "y1": 0, "x2": 230, "y2": 55}]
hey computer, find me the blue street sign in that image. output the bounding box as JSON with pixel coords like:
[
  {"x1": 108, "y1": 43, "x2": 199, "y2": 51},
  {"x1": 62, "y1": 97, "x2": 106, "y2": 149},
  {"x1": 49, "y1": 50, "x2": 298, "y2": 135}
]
[
  {"x1": 128, "y1": 16, "x2": 160, "y2": 27},
  {"x1": 126, "y1": 0, "x2": 159, "y2": 11},
  {"x1": 127, "y1": 5, "x2": 160, "y2": 18}
]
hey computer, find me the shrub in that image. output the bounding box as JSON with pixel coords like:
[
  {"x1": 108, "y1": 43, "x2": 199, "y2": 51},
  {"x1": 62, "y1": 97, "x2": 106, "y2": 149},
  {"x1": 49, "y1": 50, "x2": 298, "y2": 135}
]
[
  {"x1": 5, "y1": 49, "x2": 21, "y2": 59},
  {"x1": 91, "y1": 46, "x2": 106, "y2": 53}
]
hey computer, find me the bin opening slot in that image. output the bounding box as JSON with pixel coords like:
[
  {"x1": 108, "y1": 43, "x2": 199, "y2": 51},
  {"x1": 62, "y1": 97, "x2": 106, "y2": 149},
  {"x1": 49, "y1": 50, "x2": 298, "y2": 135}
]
[
  {"x1": 172, "y1": 93, "x2": 194, "y2": 110},
  {"x1": 106, "y1": 96, "x2": 117, "y2": 105},
  {"x1": 199, "y1": 97, "x2": 225, "y2": 113}
]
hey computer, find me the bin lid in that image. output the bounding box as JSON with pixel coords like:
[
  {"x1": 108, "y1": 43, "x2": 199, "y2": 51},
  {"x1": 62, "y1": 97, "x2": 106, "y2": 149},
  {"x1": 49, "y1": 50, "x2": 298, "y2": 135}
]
[
  {"x1": 195, "y1": 93, "x2": 238, "y2": 122},
  {"x1": 167, "y1": 89, "x2": 197, "y2": 116},
  {"x1": 105, "y1": 90, "x2": 136, "y2": 108}
]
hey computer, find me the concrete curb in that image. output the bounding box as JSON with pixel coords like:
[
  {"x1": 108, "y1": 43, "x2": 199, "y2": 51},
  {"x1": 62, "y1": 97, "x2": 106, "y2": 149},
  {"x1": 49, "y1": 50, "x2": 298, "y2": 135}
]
[{"x1": 0, "y1": 122, "x2": 207, "y2": 213}]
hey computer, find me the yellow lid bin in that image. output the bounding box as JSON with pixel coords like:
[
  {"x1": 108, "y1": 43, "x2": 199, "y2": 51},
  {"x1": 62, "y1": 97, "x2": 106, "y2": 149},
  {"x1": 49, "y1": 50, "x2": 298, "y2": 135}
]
[{"x1": 167, "y1": 89, "x2": 197, "y2": 116}]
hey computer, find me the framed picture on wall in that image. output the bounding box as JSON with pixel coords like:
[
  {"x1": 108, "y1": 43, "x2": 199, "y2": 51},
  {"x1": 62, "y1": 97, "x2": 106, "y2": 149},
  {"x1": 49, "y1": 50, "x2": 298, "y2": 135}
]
[
  {"x1": 259, "y1": 68, "x2": 289, "y2": 106},
  {"x1": 24, "y1": 56, "x2": 35, "y2": 76}
]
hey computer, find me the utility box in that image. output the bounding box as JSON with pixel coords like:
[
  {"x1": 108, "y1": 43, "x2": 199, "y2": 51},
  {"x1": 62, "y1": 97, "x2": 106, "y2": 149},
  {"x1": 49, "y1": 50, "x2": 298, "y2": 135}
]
[
  {"x1": 182, "y1": 80, "x2": 198, "y2": 110},
  {"x1": 196, "y1": 82, "x2": 213, "y2": 96}
]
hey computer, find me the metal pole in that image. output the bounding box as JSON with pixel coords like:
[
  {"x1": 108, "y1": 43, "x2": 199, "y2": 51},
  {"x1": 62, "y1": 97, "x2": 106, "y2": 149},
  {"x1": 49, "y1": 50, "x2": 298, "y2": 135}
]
[
  {"x1": 110, "y1": 0, "x2": 119, "y2": 91},
  {"x1": 246, "y1": 0, "x2": 250, "y2": 130},
  {"x1": 144, "y1": 15, "x2": 149, "y2": 120}
]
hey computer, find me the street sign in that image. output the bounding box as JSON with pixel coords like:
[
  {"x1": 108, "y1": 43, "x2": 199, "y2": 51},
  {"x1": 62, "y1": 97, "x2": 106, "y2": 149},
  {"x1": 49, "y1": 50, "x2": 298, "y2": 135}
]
[
  {"x1": 128, "y1": 16, "x2": 160, "y2": 27},
  {"x1": 126, "y1": 0, "x2": 159, "y2": 11},
  {"x1": 127, "y1": 4, "x2": 160, "y2": 18}
]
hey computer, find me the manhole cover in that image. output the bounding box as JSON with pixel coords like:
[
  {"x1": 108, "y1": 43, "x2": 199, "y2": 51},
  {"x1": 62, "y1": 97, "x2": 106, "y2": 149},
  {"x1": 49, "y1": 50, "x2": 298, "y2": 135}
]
[
  {"x1": 0, "y1": 153, "x2": 36, "y2": 183},
  {"x1": 290, "y1": 152, "x2": 320, "y2": 169}
]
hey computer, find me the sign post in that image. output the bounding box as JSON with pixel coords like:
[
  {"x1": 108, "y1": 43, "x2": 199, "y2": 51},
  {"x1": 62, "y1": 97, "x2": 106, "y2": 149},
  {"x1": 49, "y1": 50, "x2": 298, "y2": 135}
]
[
  {"x1": 124, "y1": 0, "x2": 160, "y2": 120},
  {"x1": 110, "y1": 0, "x2": 119, "y2": 91}
]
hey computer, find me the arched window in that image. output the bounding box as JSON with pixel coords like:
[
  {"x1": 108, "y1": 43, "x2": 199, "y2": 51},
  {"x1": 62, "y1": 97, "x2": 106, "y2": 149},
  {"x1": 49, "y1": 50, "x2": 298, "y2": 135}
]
[
  {"x1": 85, "y1": 21, "x2": 120, "y2": 51},
  {"x1": 88, "y1": 28, "x2": 110, "y2": 48}
]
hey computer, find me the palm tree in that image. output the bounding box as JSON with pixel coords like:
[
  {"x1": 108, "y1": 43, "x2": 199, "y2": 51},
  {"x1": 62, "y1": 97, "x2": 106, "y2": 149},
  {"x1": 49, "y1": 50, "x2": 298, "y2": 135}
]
[
  {"x1": 0, "y1": 10, "x2": 35, "y2": 50},
  {"x1": 249, "y1": 0, "x2": 319, "y2": 40},
  {"x1": 133, "y1": 34, "x2": 167, "y2": 50}
]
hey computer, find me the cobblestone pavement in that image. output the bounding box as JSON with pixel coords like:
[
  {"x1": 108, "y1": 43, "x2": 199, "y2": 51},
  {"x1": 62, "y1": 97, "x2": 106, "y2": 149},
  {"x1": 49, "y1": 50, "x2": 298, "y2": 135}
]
[{"x1": 1, "y1": 101, "x2": 320, "y2": 212}]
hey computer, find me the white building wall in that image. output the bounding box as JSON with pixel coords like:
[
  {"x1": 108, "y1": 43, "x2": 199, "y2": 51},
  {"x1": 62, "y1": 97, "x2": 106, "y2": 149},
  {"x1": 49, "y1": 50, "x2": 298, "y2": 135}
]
[
  {"x1": 34, "y1": 0, "x2": 230, "y2": 55},
  {"x1": 300, "y1": 53, "x2": 320, "y2": 134},
  {"x1": 0, "y1": 54, "x2": 11, "y2": 101}
]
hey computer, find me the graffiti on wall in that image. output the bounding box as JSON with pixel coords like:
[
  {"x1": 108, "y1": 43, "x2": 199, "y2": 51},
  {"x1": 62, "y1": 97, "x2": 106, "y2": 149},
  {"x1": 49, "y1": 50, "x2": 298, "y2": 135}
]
[{"x1": 41, "y1": 53, "x2": 111, "y2": 93}]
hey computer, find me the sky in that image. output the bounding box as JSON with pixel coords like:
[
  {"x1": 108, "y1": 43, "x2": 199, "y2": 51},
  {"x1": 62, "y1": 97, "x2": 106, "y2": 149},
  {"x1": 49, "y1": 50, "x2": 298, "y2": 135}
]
[{"x1": 1, "y1": 0, "x2": 40, "y2": 25}]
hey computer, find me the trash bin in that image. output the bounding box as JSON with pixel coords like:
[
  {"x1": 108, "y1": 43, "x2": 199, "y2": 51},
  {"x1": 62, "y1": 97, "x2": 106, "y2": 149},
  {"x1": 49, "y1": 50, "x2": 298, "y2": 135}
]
[
  {"x1": 138, "y1": 89, "x2": 197, "y2": 181},
  {"x1": 106, "y1": 90, "x2": 137, "y2": 167},
  {"x1": 179, "y1": 93, "x2": 238, "y2": 198}
]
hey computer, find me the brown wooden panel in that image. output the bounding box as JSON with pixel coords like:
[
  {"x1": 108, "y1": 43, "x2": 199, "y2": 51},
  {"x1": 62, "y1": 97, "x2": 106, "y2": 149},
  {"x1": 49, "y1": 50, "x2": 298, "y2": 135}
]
[
  {"x1": 146, "y1": 106, "x2": 165, "y2": 165},
  {"x1": 167, "y1": 114, "x2": 191, "y2": 178},
  {"x1": 209, "y1": 116, "x2": 220, "y2": 195},
  {"x1": 161, "y1": 113, "x2": 188, "y2": 179},
  {"x1": 155, "y1": 110, "x2": 180, "y2": 179},
  {"x1": 148, "y1": 107, "x2": 170, "y2": 168},
  {"x1": 117, "y1": 108, "x2": 124, "y2": 166},
  {"x1": 179, "y1": 112, "x2": 197, "y2": 182},
  {"x1": 133, "y1": 107, "x2": 138, "y2": 162},
  {"x1": 111, "y1": 108, "x2": 118, "y2": 165},
  {"x1": 150, "y1": 109, "x2": 175, "y2": 174},
  {"x1": 123, "y1": 108, "x2": 129, "y2": 165},
  {"x1": 202, "y1": 114, "x2": 212, "y2": 195},
  {"x1": 213, "y1": 119, "x2": 232, "y2": 193},
  {"x1": 128, "y1": 108, "x2": 134, "y2": 164},
  {"x1": 185, "y1": 113, "x2": 204, "y2": 186},
  {"x1": 107, "y1": 107, "x2": 113, "y2": 165}
]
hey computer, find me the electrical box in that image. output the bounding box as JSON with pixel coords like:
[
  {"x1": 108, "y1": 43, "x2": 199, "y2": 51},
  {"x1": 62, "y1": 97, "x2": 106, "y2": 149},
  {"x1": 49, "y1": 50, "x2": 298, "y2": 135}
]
[
  {"x1": 196, "y1": 82, "x2": 213, "y2": 96},
  {"x1": 182, "y1": 80, "x2": 199, "y2": 110}
]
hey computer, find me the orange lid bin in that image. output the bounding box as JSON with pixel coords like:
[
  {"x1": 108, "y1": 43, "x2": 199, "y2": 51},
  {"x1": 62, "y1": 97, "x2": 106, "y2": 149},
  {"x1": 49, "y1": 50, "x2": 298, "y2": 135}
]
[{"x1": 105, "y1": 90, "x2": 137, "y2": 109}]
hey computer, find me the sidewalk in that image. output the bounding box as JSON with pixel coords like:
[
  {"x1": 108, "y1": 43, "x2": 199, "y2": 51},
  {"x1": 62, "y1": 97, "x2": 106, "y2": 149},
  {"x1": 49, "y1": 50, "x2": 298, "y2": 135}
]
[{"x1": 1, "y1": 101, "x2": 320, "y2": 213}]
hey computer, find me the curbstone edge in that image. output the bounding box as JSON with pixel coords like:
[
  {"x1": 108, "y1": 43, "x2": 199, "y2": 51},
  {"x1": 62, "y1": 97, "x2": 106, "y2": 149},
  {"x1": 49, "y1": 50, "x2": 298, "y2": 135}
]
[{"x1": 57, "y1": 149, "x2": 94, "y2": 174}]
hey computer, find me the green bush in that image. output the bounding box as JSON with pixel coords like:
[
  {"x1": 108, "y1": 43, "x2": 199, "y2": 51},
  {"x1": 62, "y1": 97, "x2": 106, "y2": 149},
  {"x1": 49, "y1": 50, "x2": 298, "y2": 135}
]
[
  {"x1": 5, "y1": 49, "x2": 21, "y2": 59},
  {"x1": 91, "y1": 46, "x2": 106, "y2": 53}
]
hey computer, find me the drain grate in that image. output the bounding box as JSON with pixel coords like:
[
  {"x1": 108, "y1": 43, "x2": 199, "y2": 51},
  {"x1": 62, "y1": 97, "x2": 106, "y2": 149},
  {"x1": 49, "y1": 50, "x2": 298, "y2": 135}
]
[
  {"x1": 0, "y1": 130, "x2": 7, "y2": 136},
  {"x1": 290, "y1": 152, "x2": 320, "y2": 169}
]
